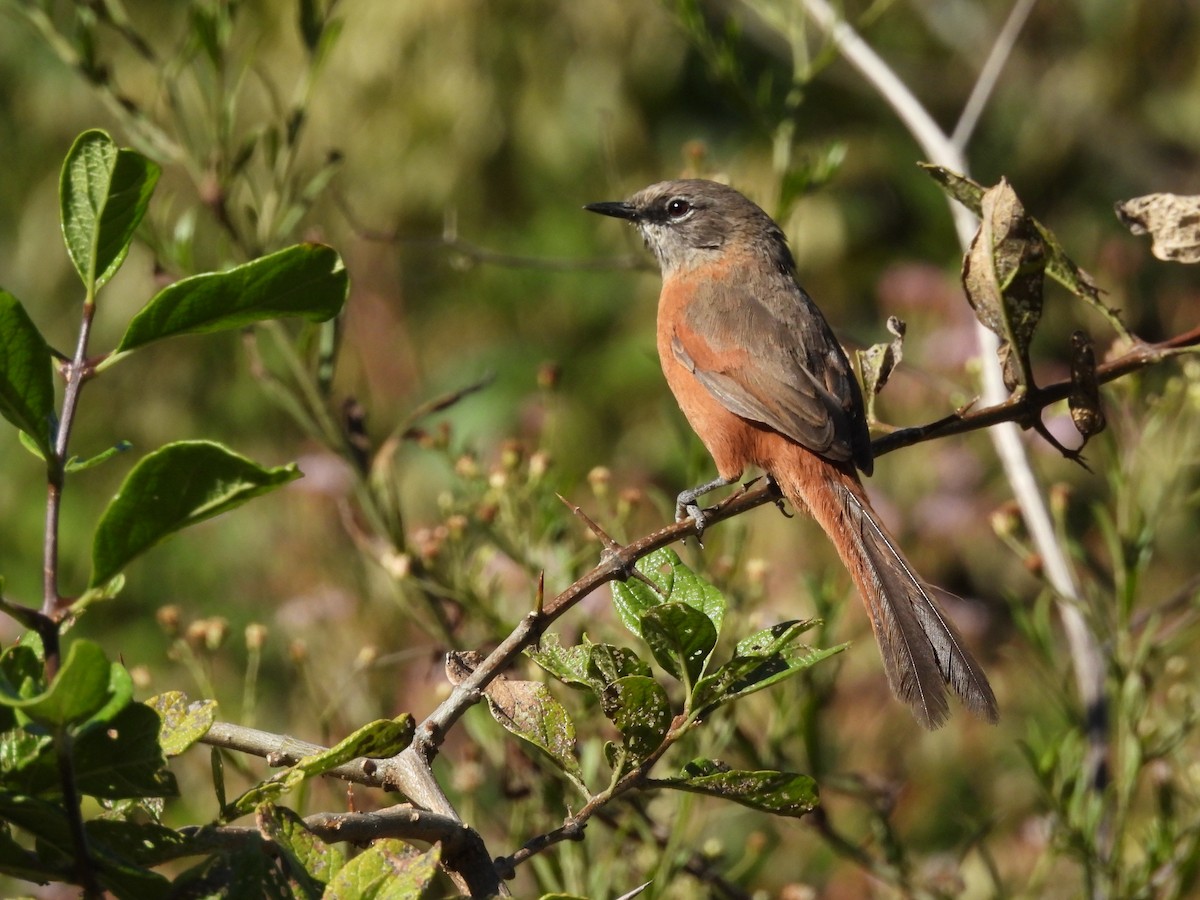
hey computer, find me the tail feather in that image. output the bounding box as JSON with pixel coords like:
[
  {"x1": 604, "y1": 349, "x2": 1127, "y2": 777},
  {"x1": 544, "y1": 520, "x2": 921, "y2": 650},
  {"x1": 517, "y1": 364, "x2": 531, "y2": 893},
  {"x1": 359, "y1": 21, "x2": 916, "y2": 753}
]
[{"x1": 777, "y1": 453, "x2": 999, "y2": 729}]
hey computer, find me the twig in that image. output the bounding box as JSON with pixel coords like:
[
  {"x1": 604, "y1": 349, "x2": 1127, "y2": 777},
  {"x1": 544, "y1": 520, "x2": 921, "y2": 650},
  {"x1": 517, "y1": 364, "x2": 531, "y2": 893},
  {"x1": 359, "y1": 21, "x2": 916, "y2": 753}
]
[
  {"x1": 950, "y1": 0, "x2": 1040, "y2": 150},
  {"x1": 199, "y1": 721, "x2": 503, "y2": 896}
]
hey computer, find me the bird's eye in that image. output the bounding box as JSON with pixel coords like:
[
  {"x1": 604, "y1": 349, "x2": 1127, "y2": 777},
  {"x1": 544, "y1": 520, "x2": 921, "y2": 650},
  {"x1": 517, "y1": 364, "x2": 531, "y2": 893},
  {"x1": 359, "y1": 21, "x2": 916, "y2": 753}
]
[{"x1": 666, "y1": 198, "x2": 691, "y2": 219}]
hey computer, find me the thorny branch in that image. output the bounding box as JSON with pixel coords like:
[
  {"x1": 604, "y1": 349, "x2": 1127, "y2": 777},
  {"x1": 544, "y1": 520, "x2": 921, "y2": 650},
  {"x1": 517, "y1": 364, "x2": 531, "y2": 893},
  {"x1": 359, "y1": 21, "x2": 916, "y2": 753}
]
[{"x1": 201, "y1": 323, "x2": 1200, "y2": 892}]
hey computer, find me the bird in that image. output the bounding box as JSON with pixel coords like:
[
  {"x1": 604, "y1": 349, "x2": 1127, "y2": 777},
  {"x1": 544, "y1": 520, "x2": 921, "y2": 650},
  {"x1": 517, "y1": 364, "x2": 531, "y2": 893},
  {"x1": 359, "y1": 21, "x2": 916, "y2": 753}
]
[{"x1": 585, "y1": 178, "x2": 998, "y2": 729}]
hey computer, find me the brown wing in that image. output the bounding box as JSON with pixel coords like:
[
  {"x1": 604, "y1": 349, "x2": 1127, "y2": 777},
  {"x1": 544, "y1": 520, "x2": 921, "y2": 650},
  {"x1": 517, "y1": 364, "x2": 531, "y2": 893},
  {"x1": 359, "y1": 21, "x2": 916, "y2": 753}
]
[{"x1": 674, "y1": 270, "x2": 873, "y2": 474}]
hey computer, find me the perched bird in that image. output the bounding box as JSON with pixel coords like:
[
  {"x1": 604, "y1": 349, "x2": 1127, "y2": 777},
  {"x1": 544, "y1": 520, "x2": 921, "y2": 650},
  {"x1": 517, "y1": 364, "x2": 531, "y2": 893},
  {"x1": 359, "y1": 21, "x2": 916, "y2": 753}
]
[{"x1": 586, "y1": 179, "x2": 998, "y2": 728}]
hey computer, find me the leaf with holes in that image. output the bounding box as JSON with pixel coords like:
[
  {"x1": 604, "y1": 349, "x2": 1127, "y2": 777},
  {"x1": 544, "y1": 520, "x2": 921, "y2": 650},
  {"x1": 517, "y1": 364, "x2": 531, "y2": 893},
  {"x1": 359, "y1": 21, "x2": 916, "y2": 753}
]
[
  {"x1": 659, "y1": 758, "x2": 818, "y2": 818},
  {"x1": 601, "y1": 675, "x2": 671, "y2": 768},
  {"x1": 640, "y1": 602, "x2": 717, "y2": 685}
]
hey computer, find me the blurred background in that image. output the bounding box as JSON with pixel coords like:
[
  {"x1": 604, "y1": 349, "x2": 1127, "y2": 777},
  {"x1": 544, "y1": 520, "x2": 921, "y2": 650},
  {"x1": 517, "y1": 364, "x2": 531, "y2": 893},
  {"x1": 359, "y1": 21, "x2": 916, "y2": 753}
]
[{"x1": 1, "y1": 0, "x2": 1199, "y2": 896}]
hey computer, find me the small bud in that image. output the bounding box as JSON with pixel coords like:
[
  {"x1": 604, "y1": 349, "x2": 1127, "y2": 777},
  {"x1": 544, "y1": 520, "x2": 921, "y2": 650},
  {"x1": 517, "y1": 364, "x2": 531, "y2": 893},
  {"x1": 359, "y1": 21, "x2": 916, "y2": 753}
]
[
  {"x1": 587, "y1": 466, "x2": 611, "y2": 497},
  {"x1": 1049, "y1": 482, "x2": 1072, "y2": 518},
  {"x1": 745, "y1": 557, "x2": 769, "y2": 587},
  {"x1": 129, "y1": 665, "x2": 152, "y2": 690},
  {"x1": 156, "y1": 605, "x2": 182, "y2": 637},
  {"x1": 445, "y1": 514, "x2": 468, "y2": 540},
  {"x1": 184, "y1": 620, "x2": 209, "y2": 649},
  {"x1": 989, "y1": 501, "x2": 1021, "y2": 539},
  {"x1": 355, "y1": 645, "x2": 379, "y2": 668},
  {"x1": 528, "y1": 451, "x2": 551, "y2": 481},
  {"x1": 500, "y1": 440, "x2": 523, "y2": 472},
  {"x1": 203, "y1": 617, "x2": 230, "y2": 652},
  {"x1": 488, "y1": 469, "x2": 508, "y2": 491},
  {"x1": 384, "y1": 550, "x2": 412, "y2": 579},
  {"x1": 245, "y1": 623, "x2": 269, "y2": 652},
  {"x1": 454, "y1": 454, "x2": 479, "y2": 480}
]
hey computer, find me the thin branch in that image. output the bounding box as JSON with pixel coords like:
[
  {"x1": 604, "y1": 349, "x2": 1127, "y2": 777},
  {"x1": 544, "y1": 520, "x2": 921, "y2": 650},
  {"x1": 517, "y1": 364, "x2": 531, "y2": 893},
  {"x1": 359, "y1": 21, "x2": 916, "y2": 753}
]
[
  {"x1": 179, "y1": 805, "x2": 479, "y2": 858},
  {"x1": 950, "y1": 0, "x2": 1040, "y2": 150},
  {"x1": 199, "y1": 721, "x2": 504, "y2": 896}
]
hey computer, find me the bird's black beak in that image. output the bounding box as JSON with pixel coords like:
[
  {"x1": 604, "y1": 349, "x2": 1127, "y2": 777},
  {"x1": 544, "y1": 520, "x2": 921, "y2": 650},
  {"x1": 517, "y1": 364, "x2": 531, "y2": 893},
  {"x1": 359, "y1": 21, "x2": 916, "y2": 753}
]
[{"x1": 584, "y1": 200, "x2": 639, "y2": 221}]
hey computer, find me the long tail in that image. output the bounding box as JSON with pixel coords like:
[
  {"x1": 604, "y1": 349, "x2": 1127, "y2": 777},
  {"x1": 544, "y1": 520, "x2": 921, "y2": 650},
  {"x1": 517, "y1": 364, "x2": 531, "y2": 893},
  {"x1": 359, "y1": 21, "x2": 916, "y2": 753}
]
[{"x1": 773, "y1": 447, "x2": 999, "y2": 729}]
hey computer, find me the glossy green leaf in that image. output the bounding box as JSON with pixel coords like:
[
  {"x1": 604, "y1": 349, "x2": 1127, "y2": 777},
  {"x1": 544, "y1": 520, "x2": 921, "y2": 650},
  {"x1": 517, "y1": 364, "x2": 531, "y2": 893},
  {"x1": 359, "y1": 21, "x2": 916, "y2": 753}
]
[
  {"x1": 692, "y1": 621, "x2": 844, "y2": 713},
  {"x1": 614, "y1": 547, "x2": 672, "y2": 638},
  {"x1": 586, "y1": 641, "x2": 651, "y2": 687},
  {"x1": 147, "y1": 691, "x2": 217, "y2": 757},
  {"x1": 113, "y1": 243, "x2": 347, "y2": 356},
  {"x1": 0, "y1": 640, "x2": 110, "y2": 726},
  {"x1": 601, "y1": 675, "x2": 671, "y2": 766},
  {"x1": 660, "y1": 759, "x2": 819, "y2": 818},
  {"x1": 0, "y1": 290, "x2": 55, "y2": 456},
  {"x1": 59, "y1": 129, "x2": 160, "y2": 291},
  {"x1": 228, "y1": 716, "x2": 413, "y2": 815},
  {"x1": 658, "y1": 548, "x2": 726, "y2": 634},
  {"x1": 90, "y1": 441, "x2": 302, "y2": 587},
  {"x1": 526, "y1": 633, "x2": 592, "y2": 689},
  {"x1": 640, "y1": 602, "x2": 717, "y2": 685},
  {"x1": 323, "y1": 839, "x2": 440, "y2": 900}
]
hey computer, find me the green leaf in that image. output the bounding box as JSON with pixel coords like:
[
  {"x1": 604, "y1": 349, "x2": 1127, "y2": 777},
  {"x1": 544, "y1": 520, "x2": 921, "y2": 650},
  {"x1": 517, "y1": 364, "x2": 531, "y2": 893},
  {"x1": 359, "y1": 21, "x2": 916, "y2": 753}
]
[
  {"x1": 90, "y1": 440, "x2": 302, "y2": 587},
  {"x1": 0, "y1": 728, "x2": 53, "y2": 784},
  {"x1": 113, "y1": 243, "x2": 348, "y2": 356},
  {"x1": 65, "y1": 440, "x2": 133, "y2": 474},
  {"x1": 73, "y1": 702, "x2": 177, "y2": 799},
  {"x1": 660, "y1": 549, "x2": 726, "y2": 635},
  {"x1": 257, "y1": 802, "x2": 346, "y2": 892},
  {"x1": 0, "y1": 290, "x2": 55, "y2": 456},
  {"x1": 0, "y1": 639, "x2": 111, "y2": 727},
  {"x1": 693, "y1": 621, "x2": 844, "y2": 713},
  {"x1": 659, "y1": 759, "x2": 819, "y2": 818},
  {"x1": 228, "y1": 717, "x2": 413, "y2": 815},
  {"x1": 0, "y1": 791, "x2": 76, "y2": 863},
  {"x1": 0, "y1": 818, "x2": 67, "y2": 883},
  {"x1": 59, "y1": 129, "x2": 160, "y2": 291},
  {"x1": 526, "y1": 633, "x2": 593, "y2": 690},
  {"x1": 256, "y1": 803, "x2": 326, "y2": 899},
  {"x1": 323, "y1": 840, "x2": 440, "y2": 900},
  {"x1": 600, "y1": 675, "x2": 671, "y2": 766},
  {"x1": 146, "y1": 691, "x2": 217, "y2": 757},
  {"x1": 611, "y1": 548, "x2": 726, "y2": 648},
  {"x1": 586, "y1": 641, "x2": 652, "y2": 687},
  {"x1": 640, "y1": 602, "x2": 717, "y2": 685},
  {"x1": 610, "y1": 549, "x2": 674, "y2": 637},
  {"x1": 85, "y1": 818, "x2": 195, "y2": 867}
]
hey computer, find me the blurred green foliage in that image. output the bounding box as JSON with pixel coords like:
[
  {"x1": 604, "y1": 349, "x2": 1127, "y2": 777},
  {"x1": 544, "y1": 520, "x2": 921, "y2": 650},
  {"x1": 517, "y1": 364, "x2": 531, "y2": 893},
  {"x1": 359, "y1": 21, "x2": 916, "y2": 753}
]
[{"x1": 1, "y1": 0, "x2": 1200, "y2": 896}]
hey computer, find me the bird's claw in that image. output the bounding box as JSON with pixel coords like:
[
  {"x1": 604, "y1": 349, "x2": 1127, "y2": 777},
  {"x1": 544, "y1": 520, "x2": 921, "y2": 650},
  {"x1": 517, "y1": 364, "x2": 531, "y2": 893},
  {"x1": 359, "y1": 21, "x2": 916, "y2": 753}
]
[{"x1": 677, "y1": 501, "x2": 711, "y2": 545}]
